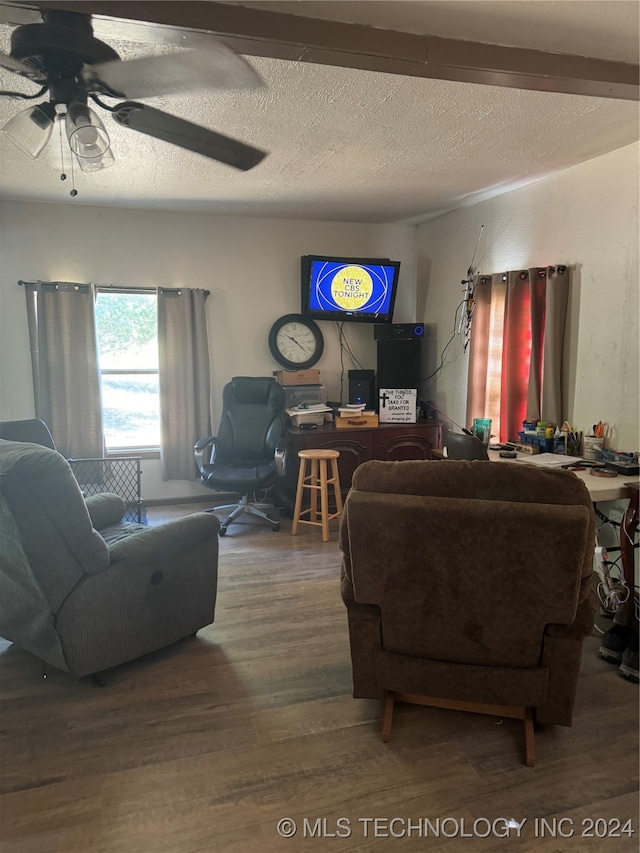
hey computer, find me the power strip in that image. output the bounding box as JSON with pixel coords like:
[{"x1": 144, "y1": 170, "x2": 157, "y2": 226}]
[{"x1": 594, "y1": 545, "x2": 609, "y2": 583}]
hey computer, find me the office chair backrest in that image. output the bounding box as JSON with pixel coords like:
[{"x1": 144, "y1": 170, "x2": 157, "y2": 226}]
[
  {"x1": 0, "y1": 418, "x2": 56, "y2": 450},
  {"x1": 444, "y1": 429, "x2": 489, "y2": 460},
  {"x1": 217, "y1": 376, "x2": 286, "y2": 463}
]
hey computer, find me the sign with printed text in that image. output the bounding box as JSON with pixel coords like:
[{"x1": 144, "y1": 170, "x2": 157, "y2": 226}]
[{"x1": 378, "y1": 388, "x2": 417, "y2": 423}]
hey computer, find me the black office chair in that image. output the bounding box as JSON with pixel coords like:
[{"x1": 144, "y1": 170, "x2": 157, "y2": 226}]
[
  {"x1": 0, "y1": 418, "x2": 56, "y2": 449},
  {"x1": 194, "y1": 376, "x2": 289, "y2": 536},
  {"x1": 444, "y1": 428, "x2": 490, "y2": 460}
]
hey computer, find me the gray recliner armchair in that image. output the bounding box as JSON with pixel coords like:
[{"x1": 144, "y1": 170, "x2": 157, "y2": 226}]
[
  {"x1": 0, "y1": 417, "x2": 56, "y2": 449},
  {"x1": 0, "y1": 438, "x2": 220, "y2": 679}
]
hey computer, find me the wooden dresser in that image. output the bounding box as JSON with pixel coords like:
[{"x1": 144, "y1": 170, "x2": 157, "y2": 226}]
[{"x1": 274, "y1": 420, "x2": 443, "y2": 512}]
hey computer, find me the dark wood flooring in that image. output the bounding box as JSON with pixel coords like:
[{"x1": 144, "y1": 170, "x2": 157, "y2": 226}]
[{"x1": 0, "y1": 503, "x2": 638, "y2": 852}]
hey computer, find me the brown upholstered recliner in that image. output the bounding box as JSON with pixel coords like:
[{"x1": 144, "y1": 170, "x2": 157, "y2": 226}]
[{"x1": 340, "y1": 459, "x2": 596, "y2": 766}]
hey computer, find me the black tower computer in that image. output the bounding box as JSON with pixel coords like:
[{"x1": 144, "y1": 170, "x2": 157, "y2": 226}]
[{"x1": 348, "y1": 369, "x2": 376, "y2": 408}]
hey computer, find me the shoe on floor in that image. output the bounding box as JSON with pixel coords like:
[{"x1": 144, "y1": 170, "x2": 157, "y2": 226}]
[
  {"x1": 619, "y1": 629, "x2": 639, "y2": 683},
  {"x1": 599, "y1": 624, "x2": 632, "y2": 663}
]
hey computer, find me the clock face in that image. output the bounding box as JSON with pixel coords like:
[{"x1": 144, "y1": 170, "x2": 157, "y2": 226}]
[{"x1": 268, "y1": 314, "x2": 324, "y2": 370}]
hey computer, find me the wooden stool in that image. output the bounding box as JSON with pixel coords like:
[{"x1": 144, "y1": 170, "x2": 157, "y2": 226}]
[{"x1": 291, "y1": 449, "x2": 343, "y2": 542}]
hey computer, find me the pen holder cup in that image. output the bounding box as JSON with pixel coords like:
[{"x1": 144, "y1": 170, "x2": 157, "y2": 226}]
[
  {"x1": 583, "y1": 435, "x2": 604, "y2": 460},
  {"x1": 472, "y1": 418, "x2": 492, "y2": 448}
]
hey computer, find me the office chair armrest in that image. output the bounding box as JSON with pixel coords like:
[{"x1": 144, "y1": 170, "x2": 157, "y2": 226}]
[
  {"x1": 194, "y1": 436, "x2": 218, "y2": 470},
  {"x1": 274, "y1": 435, "x2": 290, "y2": 478}
]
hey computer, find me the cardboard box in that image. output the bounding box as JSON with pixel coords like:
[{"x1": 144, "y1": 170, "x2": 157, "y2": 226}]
[
  {"x1": 378, "y1": 388, "x2": 417, "y2": 424},
  {"x1": 335, "y1": 413, "x2": 379, "y2": 429},
  {"x1": 514, "y1": 442, "x2": 540, "y2": 455},
  {"x1": 274, "y1": 369, "x2": 320, "y2": 386}
]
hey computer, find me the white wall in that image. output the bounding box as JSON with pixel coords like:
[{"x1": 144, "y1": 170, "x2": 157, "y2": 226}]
[
  {"x1": 0, "y1": 201, "x2": 416, "y2": 499},
  {"x1": 3, "y1": 143, "x2": 637, "y2": 500},
  {"x1": 416, "y1": 142, "x2": 640, "y2": 451}
]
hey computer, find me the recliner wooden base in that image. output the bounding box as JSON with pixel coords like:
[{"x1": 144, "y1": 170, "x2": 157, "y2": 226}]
[{"x1": 382, "y1": 690, "x2": 536, "y2": 767}]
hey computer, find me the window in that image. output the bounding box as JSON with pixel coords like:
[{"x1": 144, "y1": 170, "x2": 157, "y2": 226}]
[{"x1": 95, "y1": 290, "x2": 160, "y2": 451}]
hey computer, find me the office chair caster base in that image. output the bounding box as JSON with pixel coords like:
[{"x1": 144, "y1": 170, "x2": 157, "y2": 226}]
[
  {"x1": 219, "y1": 527, "x2": 228, "y2": 537},
  {"x1": 272, "y1": 523, "x2": 280, "y2": 532}
]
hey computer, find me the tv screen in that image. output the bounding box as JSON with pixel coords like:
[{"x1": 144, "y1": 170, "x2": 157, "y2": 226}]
[{"x1": 301, "y1": 255, "x2": 400, "y2": 323}]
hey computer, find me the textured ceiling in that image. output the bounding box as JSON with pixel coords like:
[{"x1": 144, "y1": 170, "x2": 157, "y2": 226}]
[{"x1": 0, "y1": 0, "x2": 638, "y2": 223}]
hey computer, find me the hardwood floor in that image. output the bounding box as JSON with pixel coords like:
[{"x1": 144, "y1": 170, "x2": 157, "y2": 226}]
[{"x1": 1, "y1": 503, "x2": 638, "y2": 852}]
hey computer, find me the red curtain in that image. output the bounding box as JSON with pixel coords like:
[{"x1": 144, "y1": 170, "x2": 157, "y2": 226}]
[{"x1": 466, "y1": 267, "x2": 569, "y2": 443}]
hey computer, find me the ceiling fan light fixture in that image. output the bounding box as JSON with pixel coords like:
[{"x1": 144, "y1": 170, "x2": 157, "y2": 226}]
[
  {"x1": 75, "y1": 146, "x2": 115, "y2": 172},
  {"x1": 2, "y1": 102, "x2": 56, "y2": 158},
  {"x1": 65, "y1": 102, "x2": 111, "y2": 158}
]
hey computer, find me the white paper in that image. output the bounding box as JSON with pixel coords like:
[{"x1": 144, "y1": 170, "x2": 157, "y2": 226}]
[
  {"x1": 378, "y1": 389, "x2": 417, "y2": 423},
  {"x1": 515, "y1": 452, "x2": 579, "y2": 467}
]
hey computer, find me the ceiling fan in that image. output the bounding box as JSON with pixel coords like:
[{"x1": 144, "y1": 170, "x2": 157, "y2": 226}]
[{"x1": 0, "y1": 7, "x2": 267, "y2": 181}]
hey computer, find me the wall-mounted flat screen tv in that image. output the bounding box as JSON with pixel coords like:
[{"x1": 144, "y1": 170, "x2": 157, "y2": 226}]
[{"x1": 301, "y1": 255, "x2": 400, "y2": 324}]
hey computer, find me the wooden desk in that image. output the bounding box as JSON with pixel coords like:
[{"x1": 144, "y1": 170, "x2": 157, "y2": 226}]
[
  {"x1": 488, "y1": 450, "x2": 640, "y2": 628},
  {"x1": 275, "y1": 420, "x2": 443, "y2": 512},
  {"x1": 487, "y1": 450, "x2": 640, "y2": 502}
]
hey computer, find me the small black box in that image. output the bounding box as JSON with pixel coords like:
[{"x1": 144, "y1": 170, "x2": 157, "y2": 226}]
[{"x1": 348, "y1": 369, "x2": 376, "y2": 408}]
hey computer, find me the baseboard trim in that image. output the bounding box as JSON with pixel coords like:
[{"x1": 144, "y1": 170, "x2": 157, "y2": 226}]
[{"x1": 144, "y1": 493, "x2": 237, "y2": 508}]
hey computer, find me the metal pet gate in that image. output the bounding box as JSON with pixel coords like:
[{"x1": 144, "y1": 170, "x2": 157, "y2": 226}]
[{"x1": 68, "y1": 456, "x2": 143, "y2": 523}]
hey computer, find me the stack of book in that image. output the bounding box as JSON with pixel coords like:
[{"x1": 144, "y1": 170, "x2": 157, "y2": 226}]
[{"x1": 335, "y1": 403, "x2": 379, "y2": 430}]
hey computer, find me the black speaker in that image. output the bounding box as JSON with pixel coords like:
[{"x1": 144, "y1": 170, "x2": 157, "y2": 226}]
[
  {"x1": 374, "y1": 323, "x2": 424, "y2": 340},
  {"x1": 377, "y1": 338, "x2": 422, "y2": 390},
  {"x1": 348, "y1": 369, "x2": 376, "y2": 407}
]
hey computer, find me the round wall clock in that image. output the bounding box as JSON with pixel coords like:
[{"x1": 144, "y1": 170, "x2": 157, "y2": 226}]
[{"x1": 268, "y1": 314, "x2": 324, "y2": 370}]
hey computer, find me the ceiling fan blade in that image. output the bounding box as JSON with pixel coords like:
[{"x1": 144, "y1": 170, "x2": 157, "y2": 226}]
[
  {"x1": 82, "y1": 45, "x2": 263, "y2": 99},
  {"x1": 0, "y1": 50, "x2": 47, "y2": 83},
  {"x1": 111, "y1": 102, "x2": 267, "y2": 172}
]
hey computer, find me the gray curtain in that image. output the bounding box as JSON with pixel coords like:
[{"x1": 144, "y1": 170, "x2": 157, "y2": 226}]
[
  {"x1": 24, "y1": 282, "x2": 103, "y2": 458},
  {"x1": 158, "y1": 287, "x2": 211, "y2": 481},
  {"x1": 526, "y1": 266, "x2": 570, "y2": 426}
]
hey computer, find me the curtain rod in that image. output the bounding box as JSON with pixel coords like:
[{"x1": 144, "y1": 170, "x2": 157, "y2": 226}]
[{"x1": 18, "y1": 281, "x2": 210, "y2": 296}]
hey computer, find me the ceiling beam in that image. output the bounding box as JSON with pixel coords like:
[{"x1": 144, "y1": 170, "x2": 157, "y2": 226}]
[{"x1": 8, "y1": 0, "x2": 640, "y2": 100}]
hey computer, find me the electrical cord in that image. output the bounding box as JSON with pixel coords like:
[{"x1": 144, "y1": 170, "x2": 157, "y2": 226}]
[
  {"x1": 336, "y1": 322, "x2": 346, "y2": 403},
  {"x1": 596, "y1": 579, "x2": 629, "y2": 611},
  {"x1": 420, "y1": 299, "x2": 465, "y2": 395},
  {"x1": 335, "y1": 321, "x2": 368, "y2": 403},
  {"x1": 90, "y1": 93, "x2": 118, "y2": 112},
  {"x1": 336, "y1": 322, "x2": 365, "y2": 370},
  {"x1": 596, "y1": 506, "x2": 621, "y2": 528},
  {"x1": 0, "y1": 85, "x2": 48, "y2": 100}
]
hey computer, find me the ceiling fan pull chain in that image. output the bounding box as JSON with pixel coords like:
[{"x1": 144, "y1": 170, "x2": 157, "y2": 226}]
[
  {"x1": 58, "y1": 114, "x2": 67, "y2": 184},
  {"x1": 58, "y1": 113, "x2": 78, "y2": 196},
  {"x1": 69, "y1": 147, "x2": 78, "y2": 198}
]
